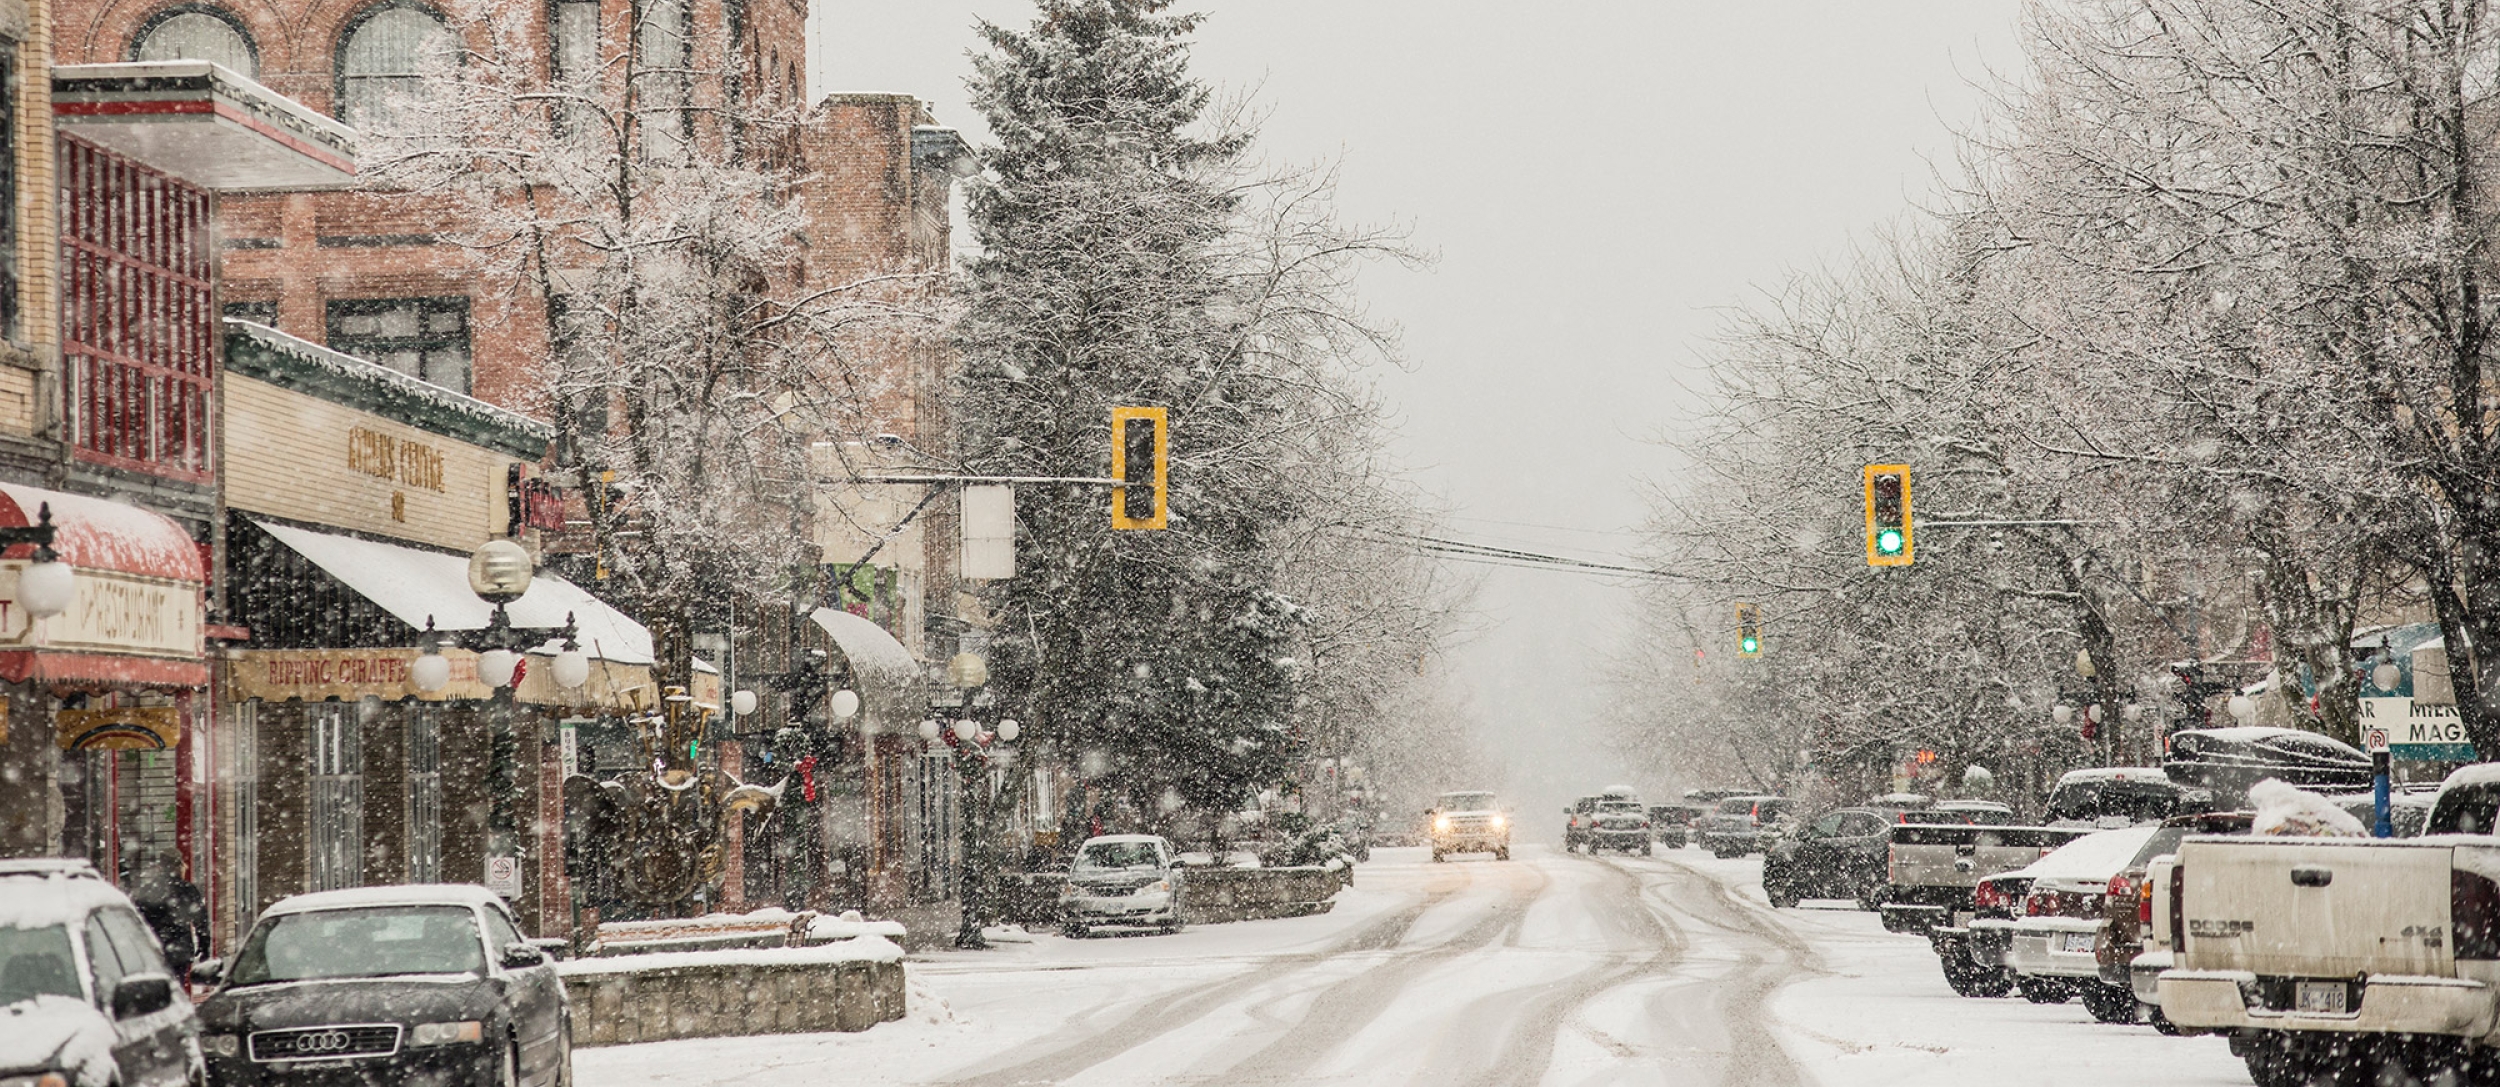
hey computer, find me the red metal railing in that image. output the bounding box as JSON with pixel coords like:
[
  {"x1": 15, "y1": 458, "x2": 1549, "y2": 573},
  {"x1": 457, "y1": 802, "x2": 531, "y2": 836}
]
[{"x1": 59, "y1": 135, "x2": 214, "y2": 482}]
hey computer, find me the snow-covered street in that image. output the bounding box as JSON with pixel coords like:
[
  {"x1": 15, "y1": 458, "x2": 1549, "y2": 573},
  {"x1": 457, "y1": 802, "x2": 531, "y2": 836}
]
[{"x1": 576, "y1": 845, "x2": 2252, "y2": 1086}]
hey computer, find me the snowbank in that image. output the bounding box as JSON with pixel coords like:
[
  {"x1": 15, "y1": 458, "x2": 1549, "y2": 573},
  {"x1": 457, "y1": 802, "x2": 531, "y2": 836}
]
[
  {"x1": 561, "y1": 937, "x2": 908, "y2": 1046},
  {"x1": 806, "y1": 910, "x2": 908, "y2": 943}
]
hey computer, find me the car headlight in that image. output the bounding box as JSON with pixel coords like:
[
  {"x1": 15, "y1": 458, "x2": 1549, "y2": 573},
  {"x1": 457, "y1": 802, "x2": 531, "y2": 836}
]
[
  {"x1": 0, "y1": 1074, "x2": 70, "y2": 1087},
  {"x1": 1434, "y1": 816, "x2": 1451, "y2": 831},
  {"x1": 410, "y1": 1020, "x2": 485, "y2": 1047},
  {"x1": 1140, "y1": 879, "x2": 1170, "y2": 895},
  {"x1": 1489, "y1": 815, "x2": 1506, "y2": 828},
  {"x1": 204, "y1": 1033, "x2": 241, "y2": 1059}
]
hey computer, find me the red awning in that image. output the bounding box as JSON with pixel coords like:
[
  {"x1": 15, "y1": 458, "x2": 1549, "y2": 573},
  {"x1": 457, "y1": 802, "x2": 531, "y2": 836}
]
[
  {"x1": 0, "y1": 482, "x2": 204, "y2": 581},
  {"x1": 0, "y1": 482, "x2": 205, "y2": 687}
]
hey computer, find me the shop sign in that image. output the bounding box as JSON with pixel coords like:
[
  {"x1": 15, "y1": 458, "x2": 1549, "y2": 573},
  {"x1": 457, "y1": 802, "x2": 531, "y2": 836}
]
[
  {"x1": 56, "y1": 706, "x2": 179, "y2": 750},
  {"x1": 2361, "y1": 696, "x2": 2475, "y2": 761},
  {"x1": 0, "y1": 563, "x2": 201, "y2": 659},
  {"x1": 230, "y1": 648, "x2": 487, "y2": 702}
]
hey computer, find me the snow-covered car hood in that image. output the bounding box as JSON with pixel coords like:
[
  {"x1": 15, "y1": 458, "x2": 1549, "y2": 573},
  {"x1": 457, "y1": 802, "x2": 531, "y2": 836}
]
[
  {"x1": 1066, "y1": 870, "x2": 1168, "y2": 894},
  {"x1": 0, "y1": 995, "x2": 117, "y2": 1086}
]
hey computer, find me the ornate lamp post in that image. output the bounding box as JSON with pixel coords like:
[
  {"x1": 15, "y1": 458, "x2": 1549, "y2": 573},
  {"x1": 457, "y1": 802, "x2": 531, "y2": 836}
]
[
  {"x1": 929, "y1": 652, "x2": 1017, "y2": 950},
  {"x1": 1, "y1": 503, "x2": 76, "y2": 626},
  {"x1": 408, "y1": 539, "x2": 586, "y2": 892}
]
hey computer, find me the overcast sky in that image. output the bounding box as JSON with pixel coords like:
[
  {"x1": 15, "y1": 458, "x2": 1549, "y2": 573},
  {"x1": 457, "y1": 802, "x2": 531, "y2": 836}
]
[{"x1": 810, "y1": 2, "x2": 2027, "y2": 818}]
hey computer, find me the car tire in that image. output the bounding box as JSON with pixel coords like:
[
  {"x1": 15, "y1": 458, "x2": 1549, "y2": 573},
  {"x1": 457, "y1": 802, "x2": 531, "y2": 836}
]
[
  {"x1": 1767, "y1": 883, "x2": 1800, "y2": 909},
  {"x1": 2238, "y1": 1032, "x2": 2306, "y2": 1087},
  {"x1": 1495, "y1": 847, "x2": 1510, "y2": 861},
  {"x1": 1855, "y1": 881, "x2": 1888, "y2": 913},
  {"x1": 1940, "y1": 948, "x2": 2012, "y2": 997},
  {"x1": 1061, "y1": 923, "x2": 1089, "y2": 939},
  {"x1": 498, "y1": 1039, "x2": 521, "y2": 1087},
  {"x1": 2080, "y1": 981, "x2": 2137, "y2": 1023},
  {"x1": 2015, "y1": 976, "x2": 2073, "y2": 1004},
  {"x1": 1640, "y1": 842, "x2": 1653, "y2": 857},
  {"x1": 1432, "y1": 850, "x2": 1447, "y2": 863},
  {"x1": 1713, "y1": 846, "x2": 1738, "y2": 859},
  {"x1": 555, "y1": 1021, "x2": 574, "y2": 1087}
]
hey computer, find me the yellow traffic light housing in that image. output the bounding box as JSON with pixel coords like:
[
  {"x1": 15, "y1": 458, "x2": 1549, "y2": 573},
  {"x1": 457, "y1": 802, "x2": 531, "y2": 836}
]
[
  {"x1": 1737, "y1": 602, "x2": 1762, "y2": 658},
  {"x1": 1111, "y1": 406, "x2": 1168, "y2": 530},
  {"x1": 1864, "y1": 464, "x2": 1913, "y2": 566}
]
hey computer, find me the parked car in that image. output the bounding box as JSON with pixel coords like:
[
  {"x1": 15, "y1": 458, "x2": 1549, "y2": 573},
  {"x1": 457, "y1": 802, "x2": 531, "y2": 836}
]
[
  {"x1": 2094, "y1": 812, "x2": 2252, "y2": 1029},
  {"x1": 0, "y1": 859, "x2": 202, "y2": 1087},
  {"x1": 2043, "y1": 767, "x2": 2205, "y2": 827},
  {"x1": 195, "y1": 883, "x2": 570, "y2": 1086},
  {"x1": 1649, "y1": 804, "x2": 1704, "y2": 849},
  {"x1": 1562, "y1": 795, "x2": 1601, "y2": 852},
  {"x1": 1583, "y1": 787, "x2": 1652, "y2": 855},
  {"x1": 2161, "y1": 725, "x2": 2373, "y2": 806},
  {"x1": 2001, "y1": 826, "x2": 2162, "y2": 1017},
  {"x1": 2325, "y1": 784, "x2": 2438, "y2": 838},
  {"x1": 1877, "y1": 823, "x2": 2090, "y2": 934},
  {"x1": 1427, "y1": 791, "x2": 1510, "y2": 861},
  {"x1": 1929, "y1": 867, "x2": 2037, "y2": 997},
  {"x1": 1060, "y1": 835, "x2": 1190, "y2": 935},
  {"x1": 2158, "y1": 766, "x2": 2500, "y2": 1084},
  {"x1": 1762, "y1": 807, "x2": 1892, "y2": 909},
  {"x1": 1696, "y1": 795, "x2": 1793, "y2": 857}
]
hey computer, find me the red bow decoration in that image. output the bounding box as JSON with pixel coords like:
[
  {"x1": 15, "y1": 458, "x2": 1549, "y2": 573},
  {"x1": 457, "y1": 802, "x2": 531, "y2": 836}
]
[{"x1": 796, "y1": 755, "x2": 819, "y2": 802}]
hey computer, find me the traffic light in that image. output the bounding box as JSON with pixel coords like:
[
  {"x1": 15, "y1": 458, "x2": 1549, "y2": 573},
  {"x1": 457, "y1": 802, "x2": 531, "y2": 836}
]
[
  {"x1": 1863, "y1": 464, "x2": 1913, "y2": 566},
  {"x1": 1737, "y1": 602, "x2": 1762, "y2": 658},
  {"x1": 1111, "y1": 406, "x2": 1168, "y2": 530}
]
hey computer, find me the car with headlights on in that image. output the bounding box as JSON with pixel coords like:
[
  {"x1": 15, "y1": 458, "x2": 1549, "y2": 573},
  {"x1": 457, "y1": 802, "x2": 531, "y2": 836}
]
[
  {"x1": 192, "y1": 884, "x2": 570, "y2": 1087},
  {"x1": 1060, "y1": 835, "x2": 1188, "y2": 936},
  {"x1": 0, "y1": 859, "x2": 202, "y2": 1087},
  {"x1": 1426, "y1": 791, "x2": 1510, "y2": 861}
]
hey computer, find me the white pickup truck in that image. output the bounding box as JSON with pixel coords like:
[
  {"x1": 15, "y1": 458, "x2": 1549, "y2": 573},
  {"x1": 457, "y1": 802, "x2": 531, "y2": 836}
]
[{"x1": 2158, "y1": 767, "x2": 2500, "y2": 1085}]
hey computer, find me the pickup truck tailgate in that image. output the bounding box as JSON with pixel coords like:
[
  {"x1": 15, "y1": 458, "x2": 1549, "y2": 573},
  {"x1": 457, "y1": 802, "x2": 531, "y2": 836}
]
[{"x1": 2178, "y1": 838, "x2": 2453, "y2": 978}]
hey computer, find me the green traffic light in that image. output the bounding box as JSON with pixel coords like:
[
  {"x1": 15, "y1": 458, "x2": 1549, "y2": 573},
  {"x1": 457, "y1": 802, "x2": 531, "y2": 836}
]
[
  {"x1": 1876, "y1": 528, "x2": 1906, "y2": 555},
  {"x1": 1741, "y1": 636, "x2": 1759, "y2": 653},
  {"x1": 688, "y1": 738, "x2": 700, "y2": 761}
]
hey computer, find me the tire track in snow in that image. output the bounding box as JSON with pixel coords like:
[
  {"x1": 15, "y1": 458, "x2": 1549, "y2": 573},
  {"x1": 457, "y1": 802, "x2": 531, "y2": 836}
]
[
  {"x1": 937, "y1": 865, "x2": 1472, "y2": 1087},
  {"x1": 1624, "y1": 852, "x2": 1828, "y2": 1087},
  {"x1": 1204, "y1": 860, "x2": 1552, "y2": 1086}
]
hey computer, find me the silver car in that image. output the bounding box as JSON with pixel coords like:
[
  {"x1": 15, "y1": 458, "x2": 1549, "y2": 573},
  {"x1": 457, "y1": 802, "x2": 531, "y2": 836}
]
[{"x1": 1060, "y1": 835, "x2": 1188, "y2": 936}]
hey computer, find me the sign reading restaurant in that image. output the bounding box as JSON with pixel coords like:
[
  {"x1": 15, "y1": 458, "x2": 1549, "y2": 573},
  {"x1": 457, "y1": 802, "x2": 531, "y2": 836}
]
[{"x1": 0, "y1": 561, "x2": 201, "y2": 659}]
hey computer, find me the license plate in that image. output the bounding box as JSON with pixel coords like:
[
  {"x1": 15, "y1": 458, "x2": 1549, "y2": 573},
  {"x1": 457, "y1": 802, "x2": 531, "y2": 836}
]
[
  {"x1": 2296, "y1": 981, "x2": 2348, "y2": 1015},
  {"x1": 2060, "y1": 932, "x2": 2097, "y2": 953}
]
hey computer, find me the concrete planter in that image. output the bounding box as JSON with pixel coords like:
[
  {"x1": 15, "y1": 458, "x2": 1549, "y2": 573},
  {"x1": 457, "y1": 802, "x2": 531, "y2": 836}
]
[{"x1": 561, "y1": 949, "x2": 906, "y2": 1046}]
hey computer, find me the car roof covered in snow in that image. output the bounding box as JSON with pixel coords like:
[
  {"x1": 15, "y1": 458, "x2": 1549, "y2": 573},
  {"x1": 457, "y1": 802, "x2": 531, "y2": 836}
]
[
  {"x1": 2441, "y1": 763, "x2": 2500, "y2": 794},
  {"x1": 2013, "y1": 827, "x2": 2162, "y2": 882},
  {"x1": 262, "y1": 884, "x2": 508, "y2": 917},
  {"x1": 0, "y1": 865, "x2": 133, "y2": 931},
  {"x1": 1079, "y1": 834, "x2": 1168, "y2": 847}
]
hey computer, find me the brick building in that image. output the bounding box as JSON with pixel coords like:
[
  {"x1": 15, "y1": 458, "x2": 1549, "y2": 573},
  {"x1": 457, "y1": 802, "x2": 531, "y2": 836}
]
[{"x1": 47, "y1": 0, "x2": 983, "y2": 931}]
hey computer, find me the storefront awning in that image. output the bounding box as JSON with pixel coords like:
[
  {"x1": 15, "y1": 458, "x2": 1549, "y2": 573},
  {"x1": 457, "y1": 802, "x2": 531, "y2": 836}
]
[
  {"x1": 809, "y1": 607, "x2": 922, "y2": 724},
  {"x1": 53, "y1": 62, "x2": 356, "y2": 191},
  {"x1": 253, "y1": 520, "x2": 653, "y2": 665},
  {"x1": 0, "y1": 482, "x2": 205, "y2": 687}
]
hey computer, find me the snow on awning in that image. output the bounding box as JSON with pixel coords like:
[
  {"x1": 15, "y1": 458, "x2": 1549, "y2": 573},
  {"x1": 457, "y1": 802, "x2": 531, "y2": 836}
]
[
  {"x1": 253, "y1": 519, "x2": 652, "y2": 664},
  {"x1": 809, "y1": 607, "x2": 922, "y2": 723},
  {"x1": 0, "y1": 482, "x2": 205, "y2": 687},
  {"x1": 53, "y1": 62, "x2": 356, "y2": 191}
]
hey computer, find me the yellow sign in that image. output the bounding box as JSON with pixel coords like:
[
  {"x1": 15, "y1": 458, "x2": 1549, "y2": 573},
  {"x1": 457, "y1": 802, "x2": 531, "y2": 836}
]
[
  {"x1": 57, "y1": 706, "x2": 179, "y2": 750},
  {"x1": 0, "y1": 564, "x2": 202, "y2": 659}
]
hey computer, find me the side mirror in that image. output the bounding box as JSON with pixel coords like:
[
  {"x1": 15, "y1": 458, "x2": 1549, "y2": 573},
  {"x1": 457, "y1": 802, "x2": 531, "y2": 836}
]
[
  {"x1": 189, "y1": 957, "x2": 225, "y2": 986},
  {"x1": 499, "y1": 943, "x2": 549, "y2": 970},
  {"x1": 111, "y1": 974, "x2": 176, "y2": 1020},
  {"x1": 527, "y1": 938, "x2": 571, "y2": 962}
]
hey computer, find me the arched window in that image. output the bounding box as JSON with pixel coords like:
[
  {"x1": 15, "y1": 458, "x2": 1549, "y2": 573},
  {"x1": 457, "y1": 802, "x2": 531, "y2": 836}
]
[
  {"x1": 336, "y1": 3, "x2": 453, "y2": 128},
  {"x1": 132, "y1": 8, "x2": 258, "y2": 79}
]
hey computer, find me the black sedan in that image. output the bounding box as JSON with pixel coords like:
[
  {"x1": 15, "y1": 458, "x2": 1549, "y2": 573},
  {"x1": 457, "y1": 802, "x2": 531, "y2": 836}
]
[
  {"x1": 196, "y1": 885, "x2": 569, "y2": 1087},
  {"x1": 1761, "y1": 807, "x2": 1893, "y2": 909}
]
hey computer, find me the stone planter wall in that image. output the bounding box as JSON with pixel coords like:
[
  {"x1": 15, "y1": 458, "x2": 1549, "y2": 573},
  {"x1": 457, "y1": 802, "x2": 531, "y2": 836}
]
[
  {"x1": 996, "y1": 863, "x2": 1350, "y2": 925},
  {"x1": 561, "y1": 956, "x2": 906, "y2": 1046}
]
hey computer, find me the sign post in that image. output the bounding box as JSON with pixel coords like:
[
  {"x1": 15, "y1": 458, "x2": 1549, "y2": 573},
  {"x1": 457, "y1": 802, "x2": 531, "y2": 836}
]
[{"x1": 2366, "y1": 725, "x2": 2393, "y2": 839}]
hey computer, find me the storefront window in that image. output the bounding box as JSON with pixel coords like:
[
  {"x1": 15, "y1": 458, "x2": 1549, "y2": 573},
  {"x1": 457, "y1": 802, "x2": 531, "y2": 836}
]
[
  {"x1": 326, "y1": 296, "x2": 471, "y2": 392},
  {"x1": 405, "y1": 705, "x2": 442, "y2": 883},
  {"x1": 133, "y1": 8, "x2": 258, "y2": 78}
]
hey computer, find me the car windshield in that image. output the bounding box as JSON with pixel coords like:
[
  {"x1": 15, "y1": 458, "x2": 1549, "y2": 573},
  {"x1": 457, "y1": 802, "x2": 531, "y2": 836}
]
[
  {"x1": 1597, "y1": 801, "x2": 1643, "y2": 813},
  {"x1": 1076, "y1": 842, "x2": 1163, "y2": 870},
  {"x1": 229, "y1": 906, "x2": 484, "y2": 985},
  {"x1": 1439, "y1": 792, "x2": 1496, "y2": 811},
  {"x1": 0, "y1": 923, "x2": 82, "y2": 1005},
  {"x1": 1714, "y1": 799, "x2": 1758, "y2": 814}
]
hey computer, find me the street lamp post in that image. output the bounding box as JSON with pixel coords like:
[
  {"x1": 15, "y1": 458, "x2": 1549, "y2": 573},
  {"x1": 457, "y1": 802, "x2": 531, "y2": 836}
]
[
  {"x1": 409, "y1": 539, "x2": 588, "y2": 893},
  {"x1": 933, "y1": 651, "x2": 1017, "y2": 950}
]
